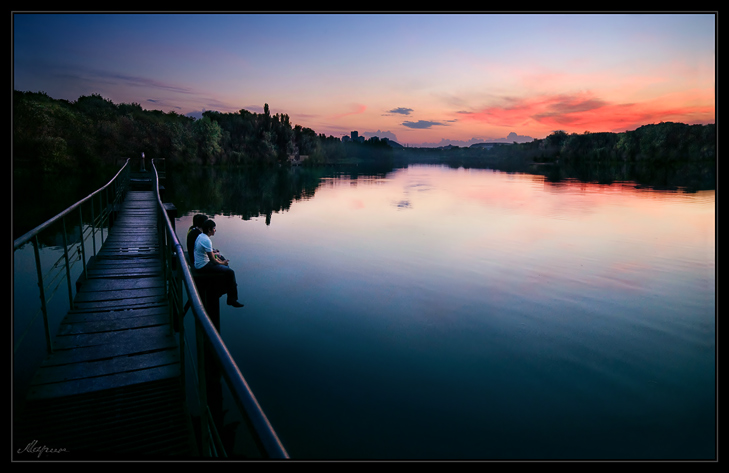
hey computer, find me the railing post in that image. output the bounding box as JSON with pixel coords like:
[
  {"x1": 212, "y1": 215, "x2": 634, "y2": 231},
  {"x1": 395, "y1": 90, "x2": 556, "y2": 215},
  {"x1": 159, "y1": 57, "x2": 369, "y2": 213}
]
[
  {"x1": 90, "y1": 195, "x2": 97, "y2": 256},
  {"x1": 79, "y1": 205, "x2": 88, "y2": 282},
  {"x1": 32, "y1": 236, "x2": 53, "y2": 354},
  {"x1": 97, "y1": 191, "x2": 103, "y2": 248},
  {"x1": 163, "y1": 203, "x2": 177, "y2": 334},
  {"x1": 178, "y1": 271, "x2": 186, "y2": 400},
  {"x1": 61, "y1": 217, "x2": 74, "y2": 311},
  {"x1": 196, "y1": 320, "x2": 210, "y2": 456}
]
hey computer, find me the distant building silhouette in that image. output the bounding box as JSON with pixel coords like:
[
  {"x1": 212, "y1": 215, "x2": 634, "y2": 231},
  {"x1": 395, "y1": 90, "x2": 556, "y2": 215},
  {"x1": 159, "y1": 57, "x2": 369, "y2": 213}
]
[
  {"x1": 341, "y1": 130, "x2": 403, "y2": 147},
  {"x1": 342, "y1": 131, "x2": 365, "y2": 143}
]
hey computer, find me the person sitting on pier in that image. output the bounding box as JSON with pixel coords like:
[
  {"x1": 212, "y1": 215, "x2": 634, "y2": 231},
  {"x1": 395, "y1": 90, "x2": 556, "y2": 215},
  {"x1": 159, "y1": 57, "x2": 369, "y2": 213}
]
[
  {"x1": 194, "y1": 219, "x2": 244, "y2": 308},
  {"x1": 187, "y1": 214, "x2": 224, "y2": 267},
  {"x1": 186, "y1": 214, "x2": 208, "y2": 267}
]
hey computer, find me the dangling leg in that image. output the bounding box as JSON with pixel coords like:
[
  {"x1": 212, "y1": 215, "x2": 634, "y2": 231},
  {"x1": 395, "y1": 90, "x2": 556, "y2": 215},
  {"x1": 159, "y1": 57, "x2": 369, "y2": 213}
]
[
  {"x1": 198, "y1": 263, "x2": 243, "y2": 308},
  {"x1": 224, "y1": 268, "x2": 243, "y2": 307}
]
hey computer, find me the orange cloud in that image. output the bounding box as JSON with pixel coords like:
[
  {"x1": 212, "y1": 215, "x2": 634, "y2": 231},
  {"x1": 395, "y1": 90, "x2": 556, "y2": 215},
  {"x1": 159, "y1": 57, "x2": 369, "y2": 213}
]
[{"x1": 459, "y1": 90, "x2": 715, "y2": 133}]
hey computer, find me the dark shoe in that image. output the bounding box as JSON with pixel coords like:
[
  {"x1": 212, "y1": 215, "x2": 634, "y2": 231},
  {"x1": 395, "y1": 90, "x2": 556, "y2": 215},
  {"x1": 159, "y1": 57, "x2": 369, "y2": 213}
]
[{"x1": 228, "y1": 300, "x2": 244, "y2": 308}]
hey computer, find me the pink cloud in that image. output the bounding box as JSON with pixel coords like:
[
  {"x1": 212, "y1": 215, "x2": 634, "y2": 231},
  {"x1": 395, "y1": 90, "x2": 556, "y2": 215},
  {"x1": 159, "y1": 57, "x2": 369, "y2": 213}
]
[{"x1": 459, "y1": 90, "x2": 714, "y2": 134}]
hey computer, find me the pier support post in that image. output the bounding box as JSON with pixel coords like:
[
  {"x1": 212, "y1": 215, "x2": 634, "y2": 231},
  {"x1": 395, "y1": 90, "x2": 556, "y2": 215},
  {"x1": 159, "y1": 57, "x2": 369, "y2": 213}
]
[{"x1": 193, "y1": 274, "x2": 225, "y2": 453}]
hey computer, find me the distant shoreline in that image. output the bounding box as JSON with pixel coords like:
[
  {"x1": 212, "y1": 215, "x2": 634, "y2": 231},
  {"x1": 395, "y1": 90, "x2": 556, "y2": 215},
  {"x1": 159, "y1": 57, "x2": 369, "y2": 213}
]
[{"x1": 14, "y1": 90, "x2": 715, "y2": 174}]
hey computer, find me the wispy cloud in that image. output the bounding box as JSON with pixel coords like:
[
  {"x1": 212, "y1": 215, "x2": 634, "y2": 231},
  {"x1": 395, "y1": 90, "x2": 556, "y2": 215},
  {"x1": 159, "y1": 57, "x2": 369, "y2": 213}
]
[
  {"x1": 332, "y1": 103, "x2": 367, "y2": 119},
  {"x1": 146, "y1": 98, "x2": 183, "y2": 110},
  {"x1": 103, "y1": 72, "x2": 194, "y2": 95},
  {"x1": 50, "y1": 64, "x2": 196, "y2": 95}
]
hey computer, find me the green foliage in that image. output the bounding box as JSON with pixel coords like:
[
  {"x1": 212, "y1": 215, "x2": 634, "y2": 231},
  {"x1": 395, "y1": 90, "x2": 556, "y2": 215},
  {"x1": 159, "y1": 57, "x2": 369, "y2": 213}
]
[
  {"x1": 542, "y1": 130, "x2": 569, "y2": 153},
  {"x1": 193, "y1": 116, "x2": 223, "y2": 165},
  {"x1": 538, "y1": 123, "x2": 715, "y2": 164},
  {"x1": 560, "y1": 131, "x2": 619, "y2": 162},
  {"x1": 14, "y1": 91, "x2": 81, "y2": 171},
  {"x1": 626, "y1": 122, "x2": 716, "y2": 162},
  {"x1": 13, "y1": 91, "x2": 337, "y2": 171}
]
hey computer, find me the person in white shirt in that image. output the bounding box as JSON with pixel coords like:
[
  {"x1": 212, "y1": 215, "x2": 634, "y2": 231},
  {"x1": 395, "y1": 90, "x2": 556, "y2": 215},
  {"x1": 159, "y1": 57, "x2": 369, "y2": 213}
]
[{"x1": 194, "y1": 219, "x2": 244, "y2": 308}]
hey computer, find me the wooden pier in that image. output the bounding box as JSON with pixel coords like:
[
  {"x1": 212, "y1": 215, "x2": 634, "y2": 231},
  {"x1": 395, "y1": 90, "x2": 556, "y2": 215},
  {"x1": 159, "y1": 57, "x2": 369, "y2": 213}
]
[{"x1": 14, "y1": 182, "x2": 198, "y2": 459}]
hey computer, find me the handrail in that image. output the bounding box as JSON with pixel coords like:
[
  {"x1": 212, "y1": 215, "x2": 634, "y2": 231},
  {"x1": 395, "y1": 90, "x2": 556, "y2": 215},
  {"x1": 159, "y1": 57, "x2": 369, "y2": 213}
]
[
  {"x1": 151, "y1": 160, "x2": 289, "y2": 459},
  {"x1": 13, "y1": 158, "x2": 130, "y2": 250},
  {"x1": 13, "y1": 158, "x2": 131, "y2": 356}
]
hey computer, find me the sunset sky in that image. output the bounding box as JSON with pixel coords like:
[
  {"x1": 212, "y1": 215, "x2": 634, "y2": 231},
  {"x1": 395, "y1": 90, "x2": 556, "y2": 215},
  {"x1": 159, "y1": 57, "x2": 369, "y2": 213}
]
[{"x1": 13, "y1": 12, "x2": 716, "y2": 147}]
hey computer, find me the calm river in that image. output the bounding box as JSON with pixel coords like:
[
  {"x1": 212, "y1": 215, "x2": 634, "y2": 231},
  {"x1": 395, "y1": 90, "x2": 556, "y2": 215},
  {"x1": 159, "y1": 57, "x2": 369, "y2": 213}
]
[
  {"x1": 13, "y1": 162, "x2": 715, "y2": 460},
  {"x1": 168, "y1": 163, "x2": 715, "y2": 459}
]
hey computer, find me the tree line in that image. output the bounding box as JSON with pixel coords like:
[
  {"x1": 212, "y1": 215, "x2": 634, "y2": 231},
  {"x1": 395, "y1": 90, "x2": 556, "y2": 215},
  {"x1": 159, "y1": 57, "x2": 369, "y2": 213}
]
[
  {"x1": 12, "y1": 90, "x2": 385, "y2": 173},
  {"x1": 390, "y1": 122, "x2": 715, "y2": 174},
  {"x1": 13, "y1": 90, "x2": 715, "y2": 174},
  {"x1": 485, "y1": 122, "x2": 715, "y2": 164}
]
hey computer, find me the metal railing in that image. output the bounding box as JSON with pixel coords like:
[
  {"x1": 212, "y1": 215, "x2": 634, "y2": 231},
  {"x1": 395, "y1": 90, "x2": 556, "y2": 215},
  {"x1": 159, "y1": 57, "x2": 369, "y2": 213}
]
[
  {"x1": 152, "y1": 160, "x2": 289, "y2": 459},
  {"x1": 13, "y1": 158, "x2": 131, "y2": 355},
  {"x1": 13, "y1": 156, "x2": 287, "y2": 458}
]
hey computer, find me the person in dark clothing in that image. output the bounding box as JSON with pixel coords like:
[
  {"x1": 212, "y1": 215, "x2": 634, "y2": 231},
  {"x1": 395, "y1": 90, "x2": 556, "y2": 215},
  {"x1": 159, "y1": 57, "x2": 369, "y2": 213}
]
[{"x1": 187, "y1": 214, "x2": 208, "y2": 266}]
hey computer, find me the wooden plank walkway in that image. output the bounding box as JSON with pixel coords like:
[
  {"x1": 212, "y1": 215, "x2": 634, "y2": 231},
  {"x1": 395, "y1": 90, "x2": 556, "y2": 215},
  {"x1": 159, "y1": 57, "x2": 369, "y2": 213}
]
[{"x1": 14, "y1": 187, "x2": 198, "y2": 459}]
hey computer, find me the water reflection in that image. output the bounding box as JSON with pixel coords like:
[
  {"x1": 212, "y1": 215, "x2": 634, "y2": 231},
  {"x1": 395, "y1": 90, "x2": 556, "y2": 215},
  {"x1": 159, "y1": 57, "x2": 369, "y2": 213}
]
[
  {"x1": 162, "y1": 158, "x2": 714, "y2": 231},
  {"x1": 14, "y1": 158, "x2": 713, "y2": 247},
  {"x1": 13, "y1": 166, "x2": 120, "y2": 241},
  {"x1": 167, "y1": 162, "x2": 714, "y2": 459},
  {"x1": 165, "y1": 164, "x2": 395, "y2": 227},
  {"x1": 533, "y1": 159, "x2": 715, "y2": 191},
  {"x1": 13, "y1": 158, "x2": 716, "y2": 459}
]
